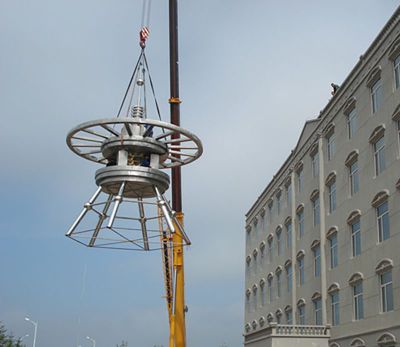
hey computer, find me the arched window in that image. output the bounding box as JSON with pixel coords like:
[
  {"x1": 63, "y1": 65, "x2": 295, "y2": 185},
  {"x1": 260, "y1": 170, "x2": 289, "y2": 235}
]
[{"x1": 372, "y1": 190, "x2": 390, "y2": 242}]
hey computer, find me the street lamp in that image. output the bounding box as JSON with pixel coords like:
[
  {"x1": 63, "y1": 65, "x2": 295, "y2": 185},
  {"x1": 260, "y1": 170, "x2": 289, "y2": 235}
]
[
  {"x1": 86, "y1": 336, "x2": 96, "y2": 347},
  {"x1": 20, "y1": 334, "x2": 29, "y2": 341},
  {"x1": 24, "y1": 317, "x2": 37, "y2": 347}
]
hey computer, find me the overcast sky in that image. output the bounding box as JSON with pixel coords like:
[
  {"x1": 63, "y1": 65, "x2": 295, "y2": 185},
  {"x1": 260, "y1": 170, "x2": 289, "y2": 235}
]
[{"x1": 0, "y1": 1, "x2": 399, "y2": 347}]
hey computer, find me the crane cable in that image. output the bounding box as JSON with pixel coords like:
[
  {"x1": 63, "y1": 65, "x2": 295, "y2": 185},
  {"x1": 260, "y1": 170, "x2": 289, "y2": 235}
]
[{"x1": 115, "y1": 0, "x2": 163, "y2": 127}]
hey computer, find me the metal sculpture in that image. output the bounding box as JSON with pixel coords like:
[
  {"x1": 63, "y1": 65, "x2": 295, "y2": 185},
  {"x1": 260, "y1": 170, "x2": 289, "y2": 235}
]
[{"x1": 65, "y1": 50, "x2": 202, "y2": 252}]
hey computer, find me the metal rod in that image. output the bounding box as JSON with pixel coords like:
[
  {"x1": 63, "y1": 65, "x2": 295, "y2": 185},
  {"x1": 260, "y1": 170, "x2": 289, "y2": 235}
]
[
  {"x1": 82, "y1": 129, "x2": 109, "y2": 139},
  {"x1": 154, "y1": 186, "x2": 175, "y2": 233},
  {"x1": 107, "y1": 182, "x2": 126, "y2": 228},
  {"x1": 100, "y1": 124, "x2": 120, "y2": 136},
  {"x1": 138, "y1": 197, "x2": 150, "y2": 250},
  {"x1": 71, "y1": 136, "x2": 103, "y2": 143},
  {"x1": 66, "y1": 187, "x2": 102, "y2": 236},
  {"x1": 89, "y1": 194, "x2": 113, "y2": 247}
]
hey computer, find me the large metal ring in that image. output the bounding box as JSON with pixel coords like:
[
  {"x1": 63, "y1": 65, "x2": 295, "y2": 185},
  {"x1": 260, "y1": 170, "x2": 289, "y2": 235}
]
[{"x1": 66, "y1": 117, "x2": 203, "y2": 168}]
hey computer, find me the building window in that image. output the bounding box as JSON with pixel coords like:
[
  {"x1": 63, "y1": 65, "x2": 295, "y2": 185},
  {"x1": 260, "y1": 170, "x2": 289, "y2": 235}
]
[
  {"x1": 329, "y1": 233, "x2": 338, "y2": 268},
  {"x1": 298, "y1": 257, "x2": 305, "y2": 286},
  {"x1": 347, "y1": 108, "x2": 357, "y2": 139},
  {"x1": 349, "y1": 160, "x2": 359, "y2": 195},
  {"x1": 380, "y1": 270, "x2": 393, "y2": 312},
  {"x1": 395, "y1": 55, "x2": 400, "y2": 89},
  {"x1": 286, "y1": 264, "x2": 292, "y2": 293},
  {"x1": 327, "y1": 132, "x2": 335, "y2": 160},
  {"x1": 297, "y1": 209, "x2": 304, "y2": 239},
  {"x1": 397, "y1": 120, "x2": 400, "y2": 154},
  {"x1": 311, "y1": 152, "x2": 319, "y2": 178},
  {"x1": 330, "y1": 292, "x2": 340, "y2": 326},
  {"x1": 371, "y1": 79, "x2": 383, "y2": 113},
  {"x1": 276, "y1": 312, "x2": 282, "y2": 324},
  {"x1": 313, "y1": 298, "x2": 322, "y2": 325},
  {"x1": 286, "y1": 183, "x2": 292, "y2": 208},
  {"x1": 286, "y1": 310, "x2": 293, "y2": 325},
  {"x1": 297, "y1": 168, "x2": 304, "y2": 193},
  {"x1": 298, "y1": 306, "x2": 305, "y2": 325},
  {"x1": 268, "y1": 239, "x2": 273, "y2": 262},
  {"x1": 328, "y1": 181, "x2": 336, "y2": 213},
  {"x1": 353, "y1": 281, "x2": 364, "y2": 320},
  {"x1": 313, "y1": 245, "x2": 321, "y2": 277},
  {"x1": 276, "y1": 229, "x2": 282, "y2": 255},
  {"x1": 268, "y1": 203, "x2": 273, "y2": 222},
  {"x1": 276, "y1": 193, "x2": 281, "y2": 215},
  {"x1": 286, "y1": 222, "x2": 292, "y2": 250},
  {"x1": 312, "y1": 196, "x2": 320, "y2": 226},
  {"x1": 373, "y1": 136, "x2": 386, "y2": 175},
  {"x1": 351, "y1": 220, "x2": 361, "y2": 257},
  {"x1": 276, "y1": 272, "x2": 281, "y2": 298},
  {"x1": 377, "y1": 201, "x2": 390, "y2": 242},
  {"x1": 268, "y1": 277, "x2": 273, "y2": 303}
]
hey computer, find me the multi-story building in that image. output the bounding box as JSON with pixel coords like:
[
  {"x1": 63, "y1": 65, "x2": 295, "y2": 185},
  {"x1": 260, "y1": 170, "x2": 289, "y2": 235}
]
[{"x1": 244, "y1": 7, "x2": 400, "y2": 347}]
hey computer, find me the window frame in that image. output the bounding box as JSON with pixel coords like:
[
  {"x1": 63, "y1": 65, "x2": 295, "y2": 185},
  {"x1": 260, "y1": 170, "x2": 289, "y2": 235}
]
[
  {"x1": 377, "y1": 201, "x2": 390, "y2": 242},
  {"x1": 313, "y1": 297, "x2": 322, "y2": 325},
  {"x1": 329, "y1": 233, "x2": 338, "y2": 268},
  {"x1": 347, "y1": 108, "x2": 357, "y2": 139},
  {"x1": 353, "y1": 281, "x2": 364, "y2": 320},
  {"x1": 297, "y1": 209, "x2": 304, "y2": 239},
  {"x1": 373, "y1": 136, "x2": 386, "y2": 176},
  {"x1": 371, "y1": 78, "x2": 383, "y2": 113},
  {"x1": 330, "y1": 291, "x2": 340, "y2": 326},
  {"x1": 297, "y1": 256, "x2": 305, "y2": 286},
  {"x1": 349, "y1": 160, "x2": 359, "y2": 195},
  {"x1": 351, "y1": 219, "x2": 361, "y2": 257},
  {"x1": 313, "y1": 245, "x2": 321, "y2": 277},
  {"x1": 328, "y1": 181, "x2": 336, "y2": 213},
  {"x1": 394, "y1": 55, "x2": 400, "y2": 90},
  {"x1": 312, "y1": 196, "x2": 320, "y2": 226},
  {"x1": 327, "y1": 132, "x2": 336, "y2": 161},
  {"x1": 380, "y1": 270, "x2": 394, "y2": 313},
  {"x1": 311, "y1": 152, "x2": 319, "y2": 178}
]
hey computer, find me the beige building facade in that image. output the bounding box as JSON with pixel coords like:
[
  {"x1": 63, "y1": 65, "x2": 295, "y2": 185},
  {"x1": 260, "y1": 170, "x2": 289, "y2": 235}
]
[{"x1": 244, "y1": 7, "x2": 400, "y2": 347}]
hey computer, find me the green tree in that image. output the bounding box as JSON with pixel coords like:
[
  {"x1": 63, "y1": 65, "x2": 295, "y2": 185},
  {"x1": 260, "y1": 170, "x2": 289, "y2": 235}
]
[
  {"x1": 116, "y1": 341, "x2": 128, "y2": 347},
  {"x1": 0, "y1": 322, "x2": 25, "y2": 347}
]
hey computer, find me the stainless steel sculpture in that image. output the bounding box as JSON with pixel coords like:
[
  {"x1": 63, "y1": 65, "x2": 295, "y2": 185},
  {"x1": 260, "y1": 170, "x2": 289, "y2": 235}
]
[{"x1": 65, "y1": 52, "x2": 202, "y2": 251}]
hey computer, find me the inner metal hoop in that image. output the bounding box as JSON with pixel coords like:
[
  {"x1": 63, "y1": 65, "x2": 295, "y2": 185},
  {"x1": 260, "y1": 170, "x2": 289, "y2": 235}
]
[
  {"x1": 66, "y1": 117, "x2": 203, "y2": 168},
  {"x1": 95, "y1": 166, "x2": 170, "y2": 199}
]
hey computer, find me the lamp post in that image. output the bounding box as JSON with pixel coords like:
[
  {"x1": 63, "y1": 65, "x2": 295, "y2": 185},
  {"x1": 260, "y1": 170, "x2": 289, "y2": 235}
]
[
  {"x1": 24, "y1": 317, "x2": 37, "y2": 347},
  {"x1": 86, "y1": 336, "x2": 95, "y2": 347}
]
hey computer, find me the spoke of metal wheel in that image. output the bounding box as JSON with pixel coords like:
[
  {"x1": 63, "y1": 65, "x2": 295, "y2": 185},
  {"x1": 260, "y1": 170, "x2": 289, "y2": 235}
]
[
  {"x1": 82, "y1": 129, "x2": 109, "y2": 139},
  {"x1": 72, "y1": 136, "x2": 103, "y2": 143},
  {"x1": 138, "y1": 197, "x2": 150, "y2": 250},
  {"x1": 89, "y1": 194, "x2": 113, "y2": 247},
  {"x1": 163, "y1": 138, "x2": 190, "y2": 144},
  {"x1": 169, "y1": 150, "x2": 196, "y2": 158},
  {"x1": 100, "y1": 124, "x2": 120, "y2": 136},
  {"x1": 72, "y1": 144, "x2": 101, "y2": 148},
  {"x1": 167, "y1": 156, "x2": 185, "y2": 164},
  {"x1": 155, "y1": 130, "x2": 175, "y2": 140}
]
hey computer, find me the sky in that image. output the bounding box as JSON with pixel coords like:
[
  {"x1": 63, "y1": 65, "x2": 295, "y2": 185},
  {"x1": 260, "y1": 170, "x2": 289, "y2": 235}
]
[{"x1": 0, "y1": 1, "x2": 399, "y2": 347}]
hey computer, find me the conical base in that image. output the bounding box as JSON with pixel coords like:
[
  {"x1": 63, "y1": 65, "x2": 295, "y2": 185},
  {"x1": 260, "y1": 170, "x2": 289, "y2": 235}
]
[{"x1": 65, "y1": 185, "x2": 189, "y2": 251}]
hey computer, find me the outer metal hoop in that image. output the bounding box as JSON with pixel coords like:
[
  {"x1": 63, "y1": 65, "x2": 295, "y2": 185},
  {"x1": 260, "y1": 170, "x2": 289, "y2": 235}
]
[{"x1": 66, "y1": 117, "x2": 203, "y2": 168}]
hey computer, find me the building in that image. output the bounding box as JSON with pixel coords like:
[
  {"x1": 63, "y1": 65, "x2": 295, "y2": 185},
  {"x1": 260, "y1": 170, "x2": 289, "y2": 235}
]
[{"x1": 244, "y1": 7, "x2": 400, "y2": 347}]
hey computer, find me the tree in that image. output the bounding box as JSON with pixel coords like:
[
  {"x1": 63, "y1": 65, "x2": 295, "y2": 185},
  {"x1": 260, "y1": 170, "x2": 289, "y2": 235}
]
[
  {"x1": 116, "y1": 341, "x2": 128, "y2": 347},
  {"x1": 0, "y1": 322, "x2": 25, "y2": 347}
]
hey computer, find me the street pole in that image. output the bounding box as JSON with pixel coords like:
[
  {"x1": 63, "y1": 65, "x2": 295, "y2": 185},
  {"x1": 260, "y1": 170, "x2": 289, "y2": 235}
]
[{"x1": 25, "y1": 317, "x2": 38, "y2": 347}]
